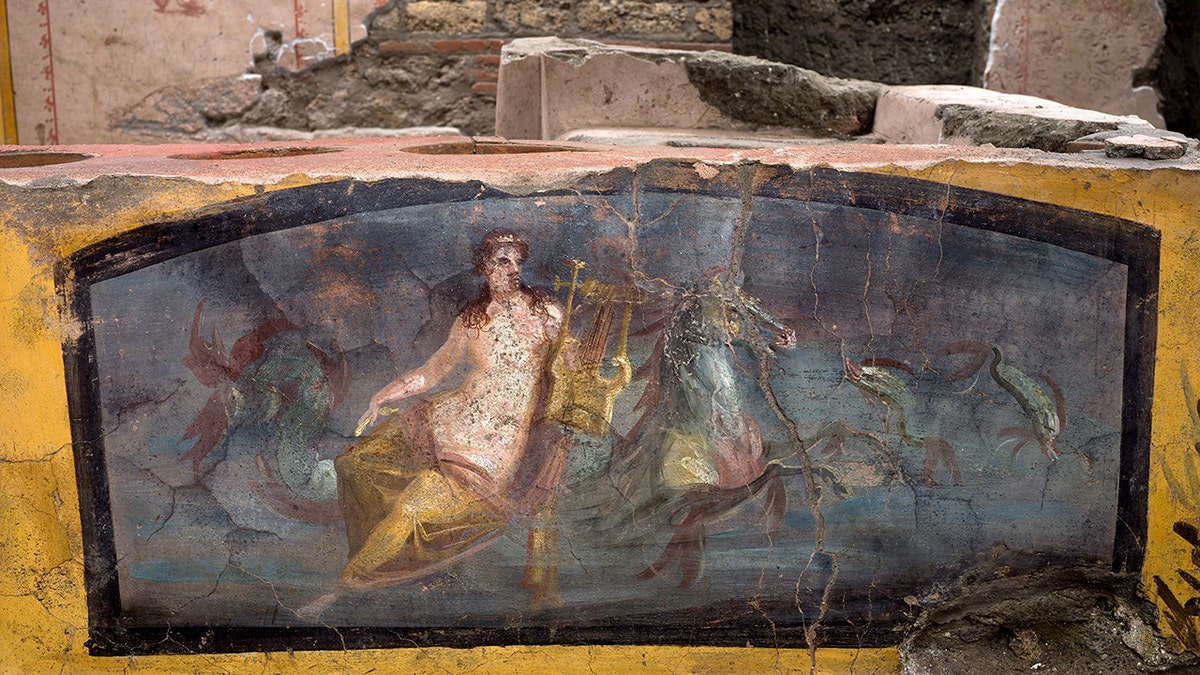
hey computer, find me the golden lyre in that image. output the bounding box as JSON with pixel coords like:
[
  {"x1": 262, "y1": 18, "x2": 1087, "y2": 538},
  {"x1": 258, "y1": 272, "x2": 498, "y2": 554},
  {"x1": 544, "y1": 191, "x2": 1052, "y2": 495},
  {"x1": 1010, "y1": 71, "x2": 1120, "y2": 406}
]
[{"x1": 545, "y1": 260, "x2": 638, "y2": 435}]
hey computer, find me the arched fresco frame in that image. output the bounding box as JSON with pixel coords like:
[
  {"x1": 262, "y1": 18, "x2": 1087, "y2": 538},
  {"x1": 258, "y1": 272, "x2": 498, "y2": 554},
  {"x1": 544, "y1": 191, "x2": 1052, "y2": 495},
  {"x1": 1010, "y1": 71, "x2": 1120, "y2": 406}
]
[{"x1": 58, "y1": 162, "x2": 1157, "y2": 655}]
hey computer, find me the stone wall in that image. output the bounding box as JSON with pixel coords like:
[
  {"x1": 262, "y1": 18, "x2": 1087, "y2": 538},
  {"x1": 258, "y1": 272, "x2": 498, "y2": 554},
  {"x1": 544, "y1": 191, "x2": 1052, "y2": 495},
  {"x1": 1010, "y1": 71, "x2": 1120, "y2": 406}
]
[
  {"x1": 225, "y1": 0, "x2": 732, "y2": 138},
  {"x1": 2, "y1": 0, "x2": 1193, "y2": 143},
  {"x1": 732, "y1": 0, "x2": 1172, "y2": 130},
  {"x1": 7, "y1": 0, "x2": 734, "y2": 144},
  {"x1": 733, "y1": 0, "x2": 993, "y2": 87}
]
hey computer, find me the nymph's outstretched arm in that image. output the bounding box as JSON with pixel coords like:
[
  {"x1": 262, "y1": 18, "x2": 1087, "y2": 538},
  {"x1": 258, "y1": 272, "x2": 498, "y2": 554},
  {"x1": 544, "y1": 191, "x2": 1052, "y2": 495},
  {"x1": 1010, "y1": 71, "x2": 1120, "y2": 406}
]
[{"x1": 356, "y1": 317, "x2": 468, "y2": 434}]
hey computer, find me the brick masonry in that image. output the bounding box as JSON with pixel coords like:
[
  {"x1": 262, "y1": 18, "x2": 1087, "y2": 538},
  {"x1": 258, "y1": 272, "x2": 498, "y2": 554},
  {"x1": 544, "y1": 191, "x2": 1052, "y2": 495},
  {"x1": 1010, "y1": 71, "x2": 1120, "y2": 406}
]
[
  {"x1": 367, "y1": 0, "x2": 735, "y2": 101},
  {"x1": 104, "y1": 0, "x2": 734, "y2": 139}
]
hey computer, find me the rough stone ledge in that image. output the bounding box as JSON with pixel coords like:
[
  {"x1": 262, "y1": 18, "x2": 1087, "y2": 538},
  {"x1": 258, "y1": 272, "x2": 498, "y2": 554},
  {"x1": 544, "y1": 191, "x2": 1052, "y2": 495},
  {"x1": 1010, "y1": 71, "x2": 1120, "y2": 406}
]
[
  {"x1": 499, "y1": 36, "x2": 714, "y2": 66},
  {"x1": 1, "y1": 140, "x2": 1198, "y2": 192},
  {"x1": 497, "y1": 37, "x2": 882, "y2": 141},
  {"x1": 683, "y1": 55, "x2": 882, "y2": 136},
  {"x1": 873, "y1": 85, "x2": 1162, "y2": 153},
  {"x1": 111, "y1": 74, "x2": 266, "y2": 138},
  {"x1": 559, "y1": 127, "x2": 885, "y2": 148},
  {"x1": 193, "y1": 125, "x2": 464, "y2": 143}
]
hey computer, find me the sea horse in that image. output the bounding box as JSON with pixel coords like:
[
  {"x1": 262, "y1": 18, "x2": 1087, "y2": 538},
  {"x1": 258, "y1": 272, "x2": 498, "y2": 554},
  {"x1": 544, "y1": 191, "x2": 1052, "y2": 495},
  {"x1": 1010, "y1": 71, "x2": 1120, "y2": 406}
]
[
  {"x1": 182, "y1": 300, "x2": 350, "y2": 521},
  {"x1": 594, "y1": 273, "x2": 796, "y2": 586}
]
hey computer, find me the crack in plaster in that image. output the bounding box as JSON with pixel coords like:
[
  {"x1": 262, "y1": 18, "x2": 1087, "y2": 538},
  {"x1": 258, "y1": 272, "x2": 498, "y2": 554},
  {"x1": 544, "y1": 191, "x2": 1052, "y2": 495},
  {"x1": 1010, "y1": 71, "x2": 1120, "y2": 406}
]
[
  {"x1": 554, "y1": 161, "x2": 859, "y2": 660},
  {"x1": 584, "y1": 644, "x2": 599, "y2": 675},
  {"x1": 667, "y1": 641, "x2": 697, "y2": 674},
  {"x1": 0, "y1": 441, "x2": 69, "y2": 465},
  {"x1": 563, "y1": 533, "x2": 593, "y2": 582},
  {"x1": 726, "y1": 164, "x2": 837, "y2": 673},
  {"x1": 8, "y1": 446, "x2": 84, "y2": 615}
]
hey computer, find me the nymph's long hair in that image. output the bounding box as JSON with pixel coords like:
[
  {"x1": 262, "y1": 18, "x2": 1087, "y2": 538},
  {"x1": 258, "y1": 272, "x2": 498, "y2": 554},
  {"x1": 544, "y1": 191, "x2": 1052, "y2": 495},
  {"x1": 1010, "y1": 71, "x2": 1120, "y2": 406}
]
[{"x1": 461, "y1": 228, "x2": 549, "y2": 329}]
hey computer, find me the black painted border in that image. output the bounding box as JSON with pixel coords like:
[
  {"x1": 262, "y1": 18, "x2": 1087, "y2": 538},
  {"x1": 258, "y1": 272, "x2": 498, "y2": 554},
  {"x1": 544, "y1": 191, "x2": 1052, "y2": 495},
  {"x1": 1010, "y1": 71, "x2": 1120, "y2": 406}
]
[{"x1": 57, "y1": 162, "x2": 1157, "y2": 655}]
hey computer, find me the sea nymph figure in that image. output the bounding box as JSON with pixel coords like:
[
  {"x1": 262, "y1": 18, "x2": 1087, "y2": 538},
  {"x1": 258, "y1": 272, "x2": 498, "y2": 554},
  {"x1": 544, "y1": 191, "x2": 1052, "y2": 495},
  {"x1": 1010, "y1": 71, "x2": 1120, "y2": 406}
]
[{"x1": 303, "y1": 228, "x2": 569, "y2": 616}]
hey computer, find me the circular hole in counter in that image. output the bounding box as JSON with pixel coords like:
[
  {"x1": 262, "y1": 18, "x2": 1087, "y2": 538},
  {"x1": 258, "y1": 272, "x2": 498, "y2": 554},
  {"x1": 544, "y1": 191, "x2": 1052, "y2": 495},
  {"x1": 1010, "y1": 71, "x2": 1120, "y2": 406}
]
[
  {"x1": 169, "y1": 146, "x2": 342, "y2": 160},
  {"x1": 402, "y1": 140, "x2": 589, "y2": 154},
  {"x1": 0, "y1": 151, "x2": 94, "y2": 168}
]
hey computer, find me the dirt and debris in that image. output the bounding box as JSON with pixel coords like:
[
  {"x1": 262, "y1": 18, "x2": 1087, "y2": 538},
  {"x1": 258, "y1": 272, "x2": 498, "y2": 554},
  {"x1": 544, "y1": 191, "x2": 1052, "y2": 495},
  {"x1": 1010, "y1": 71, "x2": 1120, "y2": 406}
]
[{"x1": 900, "y1": 568, "x2": 1200, "y2": 674}]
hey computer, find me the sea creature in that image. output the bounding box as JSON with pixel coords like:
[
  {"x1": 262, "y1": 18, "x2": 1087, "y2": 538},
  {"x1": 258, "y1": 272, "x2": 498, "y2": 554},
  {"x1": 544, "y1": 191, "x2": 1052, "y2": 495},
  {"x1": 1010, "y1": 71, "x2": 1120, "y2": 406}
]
[
  {"x1": 595, "y1": 276, "x2": 795, "y2": 586},
  {"x1": 943, "y1": 340, "x2": 1064, "y2": 462},
  {"x1": 181, "y1": 300, "x2": 297, "y2": 473},
  {"x1": 844, "y1": 357, "x2": 964, "y2": 484},
  {"x1": 182, "y1": 300, "x2": 351, "y2": 518},
  {"x1": 843, "y1": 357, "x2": 921, "y2": 447},
  {"x1": 920, "y1": 436, "x2": 963, "y2": 485},
  {"x1": 637, "y1": 460, "x2": 797, "y2": 585}
]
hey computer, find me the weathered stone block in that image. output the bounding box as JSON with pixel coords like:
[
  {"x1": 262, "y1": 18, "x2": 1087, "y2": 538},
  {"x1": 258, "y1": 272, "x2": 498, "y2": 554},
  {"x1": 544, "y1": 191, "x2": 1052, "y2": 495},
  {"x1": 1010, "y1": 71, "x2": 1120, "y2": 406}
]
[
  {"x1": 873, "y1": 85, "x2": 1155, "y2": 151},
  {"x1": 1104, "y1": 134, "x2": 1188, "y2": 160},
  {"x1": 496, "y1": 38, "x2": 881, "y2": 141},
  {"x1": 684, "y1": 54, "x2": 881, "y2": 134},
  {"x1": 406, "y1": 0, "x2": 488, "y2": 33}
]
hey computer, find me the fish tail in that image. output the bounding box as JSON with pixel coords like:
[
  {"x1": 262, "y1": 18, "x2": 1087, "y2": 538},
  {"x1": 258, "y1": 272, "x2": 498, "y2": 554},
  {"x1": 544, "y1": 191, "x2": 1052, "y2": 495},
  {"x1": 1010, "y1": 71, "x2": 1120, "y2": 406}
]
[
  {"x1": 898, "y1": 422, "x2": 923, "y2": 448},
  {"x1": 940, "y1": 340, "x2": 992, "y2": 382},
  {"x1": 998, "y1": 427, "x2": 1033, "y2": 461},
  {"x1": 1044, "y1": 374, "x2": 1067, "y2": 430},
  {"x1": 637, "y1": 539, "x2": 682, "y2": 581}
]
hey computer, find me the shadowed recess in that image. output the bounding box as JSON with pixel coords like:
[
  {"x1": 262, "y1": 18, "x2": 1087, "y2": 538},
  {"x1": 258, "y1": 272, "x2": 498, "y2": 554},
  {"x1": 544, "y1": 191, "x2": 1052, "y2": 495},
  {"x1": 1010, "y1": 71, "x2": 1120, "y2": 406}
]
[
  {"x1": 0, "y1": 151, "x2": 93, "y2": 168},
  {"x1": 401, "y1": 140, "x2": 591, "y2": 154},
  {"x1": 170, "y1": 146, "x2": 343, "y2": 160}
]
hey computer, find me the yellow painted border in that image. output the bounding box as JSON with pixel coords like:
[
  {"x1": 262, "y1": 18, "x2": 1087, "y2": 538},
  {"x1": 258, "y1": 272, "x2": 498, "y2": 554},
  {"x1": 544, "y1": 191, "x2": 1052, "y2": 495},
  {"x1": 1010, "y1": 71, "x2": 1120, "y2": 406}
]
[
  {"x1": 333, "y1": 0, "x2": 351, "y2": 56},
  {"x1": 6, "y1": 159, "x2": 1200, "y2": 671},
  {"x1": 0, "y1": 0, "x2": 17, "y2": 144}
]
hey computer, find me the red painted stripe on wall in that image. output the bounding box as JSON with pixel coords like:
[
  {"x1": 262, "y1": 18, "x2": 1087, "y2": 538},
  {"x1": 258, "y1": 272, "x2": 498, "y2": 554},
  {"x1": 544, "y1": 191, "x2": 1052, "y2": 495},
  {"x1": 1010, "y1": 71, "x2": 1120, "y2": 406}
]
[
  {"x1": 36, "y1": 0, "x2": 58, "y2": 144},
  {"x1": 294, "y1": 0, "x2": 307, "y2": 66}
]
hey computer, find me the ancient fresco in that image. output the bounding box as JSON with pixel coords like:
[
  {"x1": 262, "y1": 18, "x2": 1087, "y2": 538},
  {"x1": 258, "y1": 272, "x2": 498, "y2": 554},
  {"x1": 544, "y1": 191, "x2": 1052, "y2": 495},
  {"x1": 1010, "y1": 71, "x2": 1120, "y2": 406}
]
[{"x1": 61, "y1": 165, "x2": 1154, "y2": 653}]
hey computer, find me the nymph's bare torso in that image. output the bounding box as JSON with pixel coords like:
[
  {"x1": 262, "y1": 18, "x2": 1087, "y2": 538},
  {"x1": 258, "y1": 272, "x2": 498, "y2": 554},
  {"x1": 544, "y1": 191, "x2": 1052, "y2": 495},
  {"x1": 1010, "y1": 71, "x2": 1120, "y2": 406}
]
[
  {"x1": 356, "y1": 241, "x2": 562, "y2": 488},
  {"x1": 430, "y1": 297, "x2": 559, "y2": 483}
]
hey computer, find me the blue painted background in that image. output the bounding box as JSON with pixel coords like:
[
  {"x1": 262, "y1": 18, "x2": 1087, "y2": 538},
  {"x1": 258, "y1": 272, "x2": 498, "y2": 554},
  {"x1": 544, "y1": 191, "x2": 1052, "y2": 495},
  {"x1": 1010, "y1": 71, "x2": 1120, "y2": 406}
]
[{"x1": 88, "y1": 189, "x2": 1126, "y2": 632}]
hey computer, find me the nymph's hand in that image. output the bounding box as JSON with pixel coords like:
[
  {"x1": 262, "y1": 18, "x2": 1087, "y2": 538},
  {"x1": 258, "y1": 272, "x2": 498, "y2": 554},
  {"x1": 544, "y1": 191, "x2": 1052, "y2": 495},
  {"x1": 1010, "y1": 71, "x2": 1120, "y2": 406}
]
[
  {"x1": 354, "y1": 403, "x2": 380, "y2": 437},
  {"x1": 354, "y1": 375, "x2": 425, "y2": 436}
]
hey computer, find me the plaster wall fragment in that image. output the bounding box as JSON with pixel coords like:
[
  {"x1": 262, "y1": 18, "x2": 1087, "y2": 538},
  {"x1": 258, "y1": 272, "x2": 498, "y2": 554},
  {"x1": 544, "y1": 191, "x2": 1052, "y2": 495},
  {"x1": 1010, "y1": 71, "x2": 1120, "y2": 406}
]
[
  {"x1": 985, "y1": 0, "x2": 1165, "y2": 125},
  {"x1": 3, "y1": 0, "x2": 381, "y2": 144}
]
